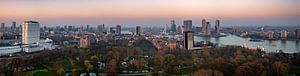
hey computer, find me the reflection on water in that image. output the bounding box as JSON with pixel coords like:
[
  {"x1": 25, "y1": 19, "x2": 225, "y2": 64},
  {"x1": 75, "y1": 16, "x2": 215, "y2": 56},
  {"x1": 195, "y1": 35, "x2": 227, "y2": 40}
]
[{"x1": 167, "y1": 34, "x2": 300, "y2": 53}]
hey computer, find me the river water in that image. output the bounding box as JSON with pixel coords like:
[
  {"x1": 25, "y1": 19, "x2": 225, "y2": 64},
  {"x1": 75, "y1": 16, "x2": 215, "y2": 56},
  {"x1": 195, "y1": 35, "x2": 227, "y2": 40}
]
[{"x1": 167, "y1": 34, "x2": 300, "y2": 53}]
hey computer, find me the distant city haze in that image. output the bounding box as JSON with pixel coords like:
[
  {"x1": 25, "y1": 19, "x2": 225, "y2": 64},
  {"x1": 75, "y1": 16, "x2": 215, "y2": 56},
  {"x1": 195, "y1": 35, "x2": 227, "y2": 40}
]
[{"x1": 0, "y1": 0, "x2": 300, "y2": 27}]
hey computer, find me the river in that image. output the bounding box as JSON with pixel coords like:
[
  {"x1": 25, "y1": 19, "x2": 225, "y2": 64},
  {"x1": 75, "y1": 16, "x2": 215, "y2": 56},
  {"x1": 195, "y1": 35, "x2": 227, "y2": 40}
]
[{"x1": 167, "y1": 34, "x2": 300, "y2": 53}]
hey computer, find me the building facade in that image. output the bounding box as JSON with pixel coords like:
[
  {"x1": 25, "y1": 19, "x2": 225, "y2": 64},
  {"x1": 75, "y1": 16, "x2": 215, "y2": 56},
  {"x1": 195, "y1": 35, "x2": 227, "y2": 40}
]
[
  {"x1": 215, "y1": 20, "x2": 220, "y2": 35},
  {"x1": 205, "y1": 22, "x2": 211, "y2": 35},
  {"x1": 296, "y1": 29, "x2": 300, "y2": 39},
  {"x1": 80, "y1": 35, "x2": 90, "y2": 48},
  {"x1": 136, "y1": 26, "x2": 141, "y2": 35},
  {"x1": 170, "y1": 20, "x2": 177, "y2": 33},
  {"x1": 280, "y1": 30, "x2": 288, "y2": 39},
  {"x1": 22, "y1": 21, "x2": 40, "y2": 45},
  {"x1": 184, "y1": 31, "x2": 194, "y2": 50},
  {"x1": 116, "y1": 25, "x2": 122, "y2": 35},
  {"x1": 201, "y1": 19, "x2": 206, "y2": 33},
  {"x1": 183, "y1": 20, "x2": 192, "y2": 31}
]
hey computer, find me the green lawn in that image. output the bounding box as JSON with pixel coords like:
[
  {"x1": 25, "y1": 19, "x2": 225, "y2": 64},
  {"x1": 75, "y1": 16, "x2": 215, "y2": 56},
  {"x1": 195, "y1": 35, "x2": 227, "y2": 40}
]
[
  {"x1": 176, "y1": 67, "x2": 194, "y2": 75},
  {"x1": 62, "y1": 56, "x2": 73, "y2": 69},
  {"x1": 290, "y1": 65, "x2": 300, "y2": 73},
  {"x1": 33, "y1": 71, "x2": 57, "y2": 76}
]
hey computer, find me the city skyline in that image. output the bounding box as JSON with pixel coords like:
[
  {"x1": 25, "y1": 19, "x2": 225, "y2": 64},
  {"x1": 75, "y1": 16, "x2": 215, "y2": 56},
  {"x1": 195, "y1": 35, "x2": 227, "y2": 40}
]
[{"x1": 0, "y1": 0, "x2": 300, "y2": 26}]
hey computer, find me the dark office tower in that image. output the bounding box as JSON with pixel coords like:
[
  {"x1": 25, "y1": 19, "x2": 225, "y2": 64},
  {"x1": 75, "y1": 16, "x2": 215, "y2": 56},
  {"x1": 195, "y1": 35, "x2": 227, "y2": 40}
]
[
  {"x1": 183, "y1": 31, "x2": 194, "y2": 50},
  {"x1": 206, "y1": 22, "x2": 211, "y2": 35},
  {"x1": 102, "y1": 24, "x2": 105, "y2": 32},
  {"x1": 1, "y1": 23, "x2": 5, "y2": 31},
  {"x1": 170, "y1": 20, "x2": 177, "y2": 33},
  {"x1": 68, "y1": 26, "x2": 73, "y2": 31},
  {"x1": 136, "y1": 26, "x2": 141, "y2": 35},
  {"x1": 183, "y1": 20, "x2": 192, "y2": 31},
  {"x1": 64, "y1": 25, "x2": 68, "y2": 32},
  {"x1": 215, "y1": 20, "x2": 220, "y2": 35},
  {"x1": 86, "y1": 25, "x2": 90, "y2": 32},
  {"x1": 110, "y1": 27, "x2": 116, "y2": 34},
  {"x1": 296, "y1": 29, "x2": 300, "y2": 39},
  {"x1": 177, "y1": 26, "x2": 182, "y2": 34},
  {"x1": 11, "y1": 21, "x2": 16, "y2": 30},
  {"x1": 97, "y1": 25, "x2": 102, "y2": 33},
  {"x1": 201, "y1": 19, "x2": 207, "y2": 33},
  {"x1": 116, "y1": 25, "x2": 122, "y2": 35},
  {"x1": 97, "y1": 24, "x2": 106, "y2": 33}
]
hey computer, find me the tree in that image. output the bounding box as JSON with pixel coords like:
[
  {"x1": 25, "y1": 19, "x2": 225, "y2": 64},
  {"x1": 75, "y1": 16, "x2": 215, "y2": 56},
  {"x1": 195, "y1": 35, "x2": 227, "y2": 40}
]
[
  {"x1": 71, "y1": 68, "x2": 80, "y2": 76},
  {"x1": 164, "y1": 54, "x2": 178, "y2": 74},
  {"x1": 192, "y1": 69, "x2": 223, "y2": 76},
  {"x1": 234, "y1": 55, "x2": 246, "y2": 64},
  {"x1": 57, "y1": 68, "x2": 65, "y2": 76},
  {"x1": 87, "y1": 64, "x2": 94, "y2": 72},
  {"x1": 234, "y1": 62, "x2": 264, "y2": 76},
  {"x1": 269, "y1": 62, "x2": 290, "y2": 76},
  {"x1": 90, "y1": 55, "x2": 98, "y2": 61},
  {"x1": 107, "y1": 59, "x2": 117, "y2": 76}
]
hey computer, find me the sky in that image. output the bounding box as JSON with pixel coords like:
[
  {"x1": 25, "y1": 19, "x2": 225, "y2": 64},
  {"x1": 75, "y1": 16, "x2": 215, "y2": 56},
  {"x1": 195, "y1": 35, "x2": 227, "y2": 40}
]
[{"x1": 0, "y1": 0, "x2": 300, "y2": 27}]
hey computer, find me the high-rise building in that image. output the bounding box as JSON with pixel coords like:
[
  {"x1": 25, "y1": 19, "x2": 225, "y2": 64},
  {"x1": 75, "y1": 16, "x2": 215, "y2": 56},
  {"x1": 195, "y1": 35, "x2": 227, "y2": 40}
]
[
  {"x1": 183, "y1": 20, "x2": 192, "y2": 31},
  {"x1": 116, "y1": 25, "x2": 122, "y2": 35},
  {"x1": 68, "y1": 26, "x2": 73, "y2": 31},
  {"x1": 296, "y1": 29, "x2": 300, "y2": 39},
  {"x1": 184, "y1": 31, "x2": 194, "y2": 50},
  {"x1": 177, "y1": 26, "x2": 182, "y2": 34},
  {"x1": 64, "y1": 25, "x2": 68, "y2": 32},
  {"x1": 170, "y1": 20, "x2": 177, "y2": 33},
  {"x1": 79, "y1": 25, "x2": 84, "y2": 33},
  {"x1": 110, "y1": 27, "x2": 116, "y2": 34},
  {"x1": 215, "y1": 20, "x2": 220, "y2": 35},
  {"x1": 0, "y1": 32, "x2": 4, "y2": 39},
  {"x1": 0, "y1": 23, "x2": 5, "y2": 32},
  {"x1": 136, "y1": 26, "x2": 141, "y2": 35},
  {"x1": 205, "y1": 22, "x2": 211, "y2": 35},
  {"x1": 97, "y1": 24, "x2": 106, "y2": 33},
  {"x1": 97, "y1": 25, "x2": 102, "y2": 33},
  {"x1": 201, "y1": 19, "x2": 206, "y2": 33},
  {"x1": 86, "y1": 25, "x2": 90, "y2": 32},
  {"x1": 11, "y1": 21, "x2": 17, "y2": 30},
  {"x1": 280, "y1": 30, "x2": 288, "y2": 39},
  {"x1": 22, "y1": 21, "x2": 40, "y2": 45},
  {"x1": 268, "y1": 32, "x2": 274, "y2": 39},
  {"x1": 80, "y1": 35, "x2": 90, "y2": 48}
]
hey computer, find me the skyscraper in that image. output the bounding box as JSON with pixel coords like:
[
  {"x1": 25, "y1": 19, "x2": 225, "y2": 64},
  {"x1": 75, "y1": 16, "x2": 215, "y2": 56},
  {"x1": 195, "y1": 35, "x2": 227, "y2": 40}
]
[
  {"x1": 280, "y1": 30, "x2": 288, "y2": 39},
  {"x1": 110, "y1": 27, "x2": 116, "y2": 34},
  {"x1": 79, "y1": 25, "x2": 84, "y2": 33},
  {"x1": 268, "y1": 32, "x2": 274, "y2": 39},
  {"x1": 86, "y1": 25, "x2": 90, "y2": 32},
  {"x1": 215, "y1": 20, "x2": 220, "y2": 35},
  {"x1": 116, "y1": 25, "x2": 122, "y2": 35},
  {"x1": 0, "y1": 23, "x2": 5, "y2": 32},
  {"x1": 97, "y1": 24, "x2": 105, "y2": 33},
  {"x1": 22, "y1": 21, "x2": 40, "y2": 45},
  {"x1": 177, "y1": 26, "x2": 182, "y2": 34},
  {"x1": 205, "y1": 22, "x2": 211, "y2": 35},
  {"x1": 183, "y1": 31, "x2": 194, "y2": 50},
  {"x1": 136, "y1": 26, "x2": 141, "y2": 35},
  {"x1": 11, "y1": 21, "x2": 16, "y2": 31},
  {"x1": 201, "y1": 19, "x2": 206, "y2": 33},
  {"x1": 183, "y1": 20, "x2": 192, "y2": 31},
  {"x1": 170, "y1": 20, "x2": 177, "y2": 33},
  {"x1": 64, "y1": 25, "x2": 68, "y2": 32},
  {"x1": 296, "y1": 29, "x2": 300, "y2": 39}
]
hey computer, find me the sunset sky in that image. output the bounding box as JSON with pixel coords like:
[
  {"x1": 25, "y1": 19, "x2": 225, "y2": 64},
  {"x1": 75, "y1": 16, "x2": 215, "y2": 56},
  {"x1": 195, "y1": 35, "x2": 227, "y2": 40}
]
[{"x1": 0, "y1": 0, "x2": 299, "y2": 27}]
